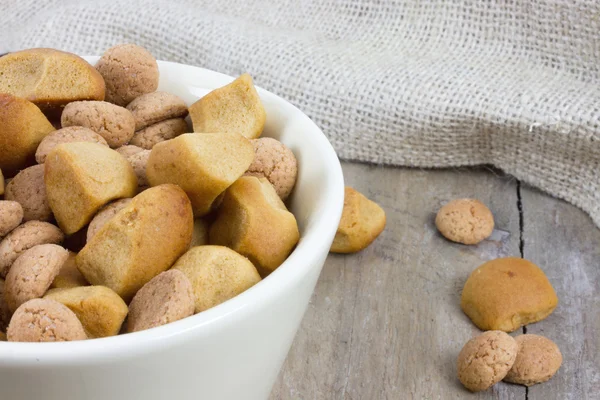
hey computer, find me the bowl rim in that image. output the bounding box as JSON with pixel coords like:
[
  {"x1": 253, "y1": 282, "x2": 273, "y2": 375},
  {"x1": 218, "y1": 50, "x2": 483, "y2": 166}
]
[{"x1": 0, "y1": 59, "x2": 345, "y2": 363}]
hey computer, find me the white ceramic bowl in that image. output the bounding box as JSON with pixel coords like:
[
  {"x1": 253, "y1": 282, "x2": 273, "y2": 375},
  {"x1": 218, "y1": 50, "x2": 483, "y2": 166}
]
[{"x1": 0, "y1": 59, "x2": 344, "y2": 400}]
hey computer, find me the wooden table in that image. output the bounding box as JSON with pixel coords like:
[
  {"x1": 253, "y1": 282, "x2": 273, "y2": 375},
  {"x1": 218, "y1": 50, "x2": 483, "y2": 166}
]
[{"x1": 270, "y1": 162, "x2": 600, "y2": 400}]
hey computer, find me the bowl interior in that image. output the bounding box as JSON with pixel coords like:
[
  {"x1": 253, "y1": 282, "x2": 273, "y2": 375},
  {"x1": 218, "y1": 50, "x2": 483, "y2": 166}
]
[{"x1": 0, "y1": 59, "x2": 344, "y2": 360}]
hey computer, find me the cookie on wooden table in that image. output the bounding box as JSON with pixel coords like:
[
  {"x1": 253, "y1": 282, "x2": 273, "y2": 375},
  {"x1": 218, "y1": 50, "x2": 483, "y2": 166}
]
[
  {"x1": 461, "y1": 257, "x2": 558, "y2": 332},
  {"x1": 504, "y1": 334, "x2": 562, "y2": 386},
  {"x1": 435, "y1": 198, "x2": 494, "y2": 245}
]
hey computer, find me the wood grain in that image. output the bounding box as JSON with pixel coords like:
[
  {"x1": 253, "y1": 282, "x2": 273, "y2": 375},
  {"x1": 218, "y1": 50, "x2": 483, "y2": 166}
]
[
  {"x1": 270, "y1": 163, "x2": 525, "y2": 399},
  {"x1": 521, "y1": 185, "x2": 600, "y2": 400}
]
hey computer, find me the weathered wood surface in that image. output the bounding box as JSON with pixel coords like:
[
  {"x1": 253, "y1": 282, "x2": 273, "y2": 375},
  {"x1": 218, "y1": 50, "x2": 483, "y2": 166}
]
[{"x1": 270, "y1": 162, "x2": 599, "y2": 399}]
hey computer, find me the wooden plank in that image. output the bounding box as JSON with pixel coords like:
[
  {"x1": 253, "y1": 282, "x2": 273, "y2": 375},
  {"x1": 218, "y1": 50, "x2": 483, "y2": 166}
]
[
  {"x1": 270, "y1": 163, "x2": 524, "y2": 399},
  {"x1": 521, "y1": 185, "x2": 600, "y2": 400}
]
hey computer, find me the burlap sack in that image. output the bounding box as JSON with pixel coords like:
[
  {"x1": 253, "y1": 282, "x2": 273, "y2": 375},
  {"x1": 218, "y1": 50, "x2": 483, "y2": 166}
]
[{"x1": 2, "y1": 0, "x2": 599, "y2": 226}]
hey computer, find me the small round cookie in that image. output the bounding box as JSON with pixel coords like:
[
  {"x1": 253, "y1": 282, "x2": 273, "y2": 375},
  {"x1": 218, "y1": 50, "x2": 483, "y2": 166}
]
[
  {"x1": 435, "y1": 198, "x2": 494, "y2": 245},
  {"x1": 504, "y1": 334, "x2": 562, "y2": 386},
  {"x1": 457, "y1": 330, "x2": 519, "y2": 392},
  {"x1": 4, "y1": 244, "x2": 69, "y2": 313},
  {"x1": 35, "y1": 126, "x2": 108, "y2": 164},
  {"x1": 126, "y1": 149, "x2": 151, "y2": 187},
  {"x1": 0, "y1": 221, "x2": 64, "y2": 278},
  {"x1": 126, "y1": 91, "x2": 188, "y2": 131},
  {"x1": 0, "y1": 279, "x2": 11, "y2": 331},
  {"x1": 127, "y1": 269, "x2": 195, "y2": 333},
  {"x1": 129, "y1": 118, "x2": 188, "y2": 149},
  {"x1": 461, "y1": 257, "x2": 558, "y2": 332},
  {"x1": 61, "y1": 101, "x2": 136, "y2": 148},
  {"x1": 0, "y1": 201, "x2": 23, "y2": 237},
  {"x1": 86, "y1": 198, "x2": 132, "y2": 243},
  {"x1": 245, "y1": 138, "x2": 298, "y2": 200},
  {"x1": 173, "y1": 245, "x2": 261, "y2": 313},
  {"x1": 5, "y1": 164, "x2": 52, "y2": 221},
  {"x1": 115, "y1": 145, "x2": 145, "y2": 158},
  {"x1": 95, "y1": 44, "x2": 159, "y2": 106},
  {"x1": 7, "y1": 298, "x2": 86, "y2": 342}
]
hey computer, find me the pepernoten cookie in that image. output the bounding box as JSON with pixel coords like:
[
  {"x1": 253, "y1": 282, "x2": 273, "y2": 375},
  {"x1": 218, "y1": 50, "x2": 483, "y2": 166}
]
[
  {"x1": 129, "y1": 118, "x2": 188, "y2": 149},
  {"x1": 457, "y1": 330, "x2": 518, "y2": 392},
  {"x1": 245, "y1": 138, "x2": 297, "y2": 200},
  {"x1": 126, "y1": 91, "x2": 188, "y2": 131},
  {"x1": 5, "y1": 164, "x2": 52, "y2": 221},
  {"x1": 86, "y1": 199, "x2": 132, "y2": 242},
  {"x1": 504, "y1": 334, "x2": 562, "y2": 386},
  {"x1": 461, "y1": 257, "x2": 558, "y2": 332},
  {"x1": 435, "y1": 198, "x2": 494, "y2": 245},
  {"x1": 35, "y1": 126, "x2": 109, "y2": 164},
  {"x1": 0, "y1": 201, "x2": 23, "y2": 237}
]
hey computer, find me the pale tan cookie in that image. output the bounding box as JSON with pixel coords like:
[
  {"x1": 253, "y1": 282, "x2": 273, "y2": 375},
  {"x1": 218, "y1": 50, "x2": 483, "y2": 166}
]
[
  {"x1": 174, "y1": 246, "x2": 261, "y2": 313},
  {"x1": 435, "y1": 198, "x2": 494, "y2": 245},
  {"x1": 461, "y1": 257, "x2": 558, "y2": 332},
  {"x1": 127, "y1": 270, "x2": 194, "y2": 332},
  {"x1": 44, "y1": 142, "x2": 137, "y2": 234},
  {"x1": 45, "y1": 285, "x2": 128, "y2": 338},
  {"x1": 77, "y1": 184, "x2": 193, "y2": 301},
  {"x1": 61, "y1": 101, "x2": 136, "y2": 148},
  {"x1": 330, "y1": 187, "x2": 386, "y2": 253},
  {"x1": 189, "y1": 73, "x2": 266, "y2": 139},
  {"x1": 95, "y1": 44, "x2": 159, "y2": 106},
  {"x1": 245, "y1": 138, "x2": 297, "y2": 200},
  {"x1": 50, "y1": 251, "x2": 89, "y2": 289},
  {"x1": 0, "y1": 221, "x2": 64, "y2": 278},
  {"x1": 504, "y1": 334, "x2": 562, "y2": 386},
  {"x1": 7, "y1": 298, "x2": 87, "y2": 342},
  {"x1": 0, "y1": 201, "x2": 23, "y2": 237},
  {"x1": 35, "y1": 126, "x2": 108, "y2": 164},
  {"x1": 0, "y1": 279, "x2": 11, "y2": 332},
  {"x1": 4, "y1": 244, "x2": 69, "y2": 313},
  {"x1": 125, "y1": 150, "x2": 151, "y2": 187},
  {"x1": 190, "y1": 218, "x2": 209, "y2": 247},
  {"x1": 126, "y1": 91, "x2": 188, "y2": 131},
  {"x1": 457, "y1": 330, "x2": 519, "y2": 392},
  {"x1": 5, "y1": 164, "x2": 52, "y2": 221},
  {"x1": 147, "y1": 133, "x2": 254, "y2": 216},
  {"x1": 209, "y1": 176, "x2": 299, "y2": 276},
  {"x1": 115, "y1": 145, "x2": 145, "y2": 158},
  {"x1": 129, "y1": 118, "x2": 188, "y2": 149},
  {"x1": 86, "y1": 199, "x2": 132, "y2": 243},
  {"x1": 0, "y1": 48, "x2": 105, "y2": 110},
  {"x1": 0, "y1": 94, "x2": 55, "y2": 174}
]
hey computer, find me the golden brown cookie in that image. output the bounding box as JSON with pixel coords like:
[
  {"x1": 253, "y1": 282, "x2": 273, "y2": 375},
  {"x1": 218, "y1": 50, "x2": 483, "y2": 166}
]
[
  {"x1": 115, "y1": 145, "x2": 145, "y2": 158},
  {"x1": 44, "y1": 142, "x2": 137, "y2": 234},
  {"x1": 190, "y1": 218, "x2": 209, "y2": 248},
  {"x1": 245, "y1": 138, "x2": 297, "y2": 200},
  {"x1": 209, "y1": 176, "x2": 299, "y2": 276},
  {"x1": 461, "y1": 257, "x2": 558, "y2": 332},
  {"x1": 50, "y1": 251, "x2": 89, "y2": 289},
  {"x1": 146, "y1": 133, "x2": 254, "y2": 216},
  {"x1": 129, "y1": 118, "x2": 188, "y2": 149},
  {"x1": 35, "y1": 126, "x2": 109, "y2": 164},
  {"x1": 7, "y1": 298, "x2": 87, "y2": 342},
  {"x1": 0, "y1": 279, "x2": 11, "y2": 332},
  {"x1": 86, "y1": 199, "x2": 132, "y2": 243},
  {"x1": 330, "y1": 187, "x2": 386, "y2": 253},
  {"x1": 0, "y1": 201, "x2": 23, "y2": 237},
  {"x1": 77, "y1": 184, "x2": 193, "y2": 301},
  {"x1": 0, "y1": 94, "x2": 55, "y2": 173},
  {"x1": 504, "y1": 334, "x2": 562, "y2": 386},
  {"x1": 4, "y1": 244, "x2": 69, "y2": 313},
  {"x1": 0, "y1": 221, "x2": 64, "y2": 278},
  {"x1": 127, "y1": 270, "x2": 194, "y2": 332},
  {"x1": 173, "y1": 246, "x2": 261, "y2": 313},
  {"x1": 61, "y1": 101, "x2": 136, "y2": 148},
  {"x1": 125, "y1": 149, "x2": 151, "y2": 188},
  {"x1": 95, "y1": 44, "x2": 159, "y2": 106},
  {"x1": 435, "y1": 198, "x2": 494, "y2": 245},
  {"x1": 126, "y1": 91, "x2": 188, "y2": 131},
  {"x1": 5, "y1": 164, "x2": 52, "y2": 221},
  {"x1": 0, "y1": 48, "x2": 105, "y2": 110},
  {"x1": 45, "y1": 285, "x2": 128, "y2": 338},
  {"x1": 189, "y1": 73, "x2": 266, "y2": 139},
  {"x1": 457, "y1": 330, "x2": 519, "y2": 392}
]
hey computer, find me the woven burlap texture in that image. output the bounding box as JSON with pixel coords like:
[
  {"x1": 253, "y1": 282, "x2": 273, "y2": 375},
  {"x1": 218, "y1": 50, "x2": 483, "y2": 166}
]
[{"x1": 1, "y1": 0, "x2": 599, "y2": 226}]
